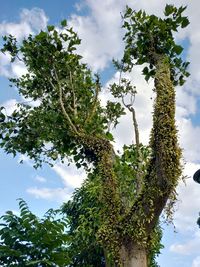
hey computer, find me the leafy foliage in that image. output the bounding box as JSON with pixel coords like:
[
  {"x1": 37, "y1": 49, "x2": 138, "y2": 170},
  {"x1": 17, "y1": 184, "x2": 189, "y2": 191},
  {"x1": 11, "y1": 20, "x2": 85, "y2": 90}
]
[
  {"x1": 0, "y1": 22, "x2": 124, "y2": 169},
  {"x1": 62, "y1": 176, "x2": 105, "y2": 267},
  {"x1": 62, "y1": 146, "x2": 163, "y2": 267},
  {"x1": 0, "y1": 4, "x2": 190, "y2": 266},
  {"x1": 119, "y1": 4, "x2": 190, "y2": 85},
  {"x1": 0, "y1": 199, "x2": 69, "y2": 266}
]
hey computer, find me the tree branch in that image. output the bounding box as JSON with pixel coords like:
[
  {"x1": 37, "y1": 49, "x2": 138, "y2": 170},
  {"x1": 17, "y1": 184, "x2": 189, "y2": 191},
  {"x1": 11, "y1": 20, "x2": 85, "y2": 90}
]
[
  {"x1": 123, "y1": 55, "x2": 182, "y2": 235},
  {"x1": 69, "y1": 71, "x2": 77, "y2": 116},
  {"x1": 53, "y1": 68, "x2": 79, "y2": 135},
  {"x1": 129, "y1": 106, "x2": 140, "y2": 148}
]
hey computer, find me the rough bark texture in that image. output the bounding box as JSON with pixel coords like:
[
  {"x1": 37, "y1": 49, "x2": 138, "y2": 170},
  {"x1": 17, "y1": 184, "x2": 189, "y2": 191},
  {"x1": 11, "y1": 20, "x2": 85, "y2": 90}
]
[
  {"x1": 120, "y1": 244, "x2": 147, "y2": 267},
  {"x1": 116, "y1": 56, "x2": 181, "y2": 265},
  {"x1": 145, "y1": 55, "x2": 181, "y2": 232},
  {"x1": 77, "y1": 56, "x2": 181, "y2": 264},
  {"x1": 124, "y1": 55, "x2": 181, "y2": 229}
]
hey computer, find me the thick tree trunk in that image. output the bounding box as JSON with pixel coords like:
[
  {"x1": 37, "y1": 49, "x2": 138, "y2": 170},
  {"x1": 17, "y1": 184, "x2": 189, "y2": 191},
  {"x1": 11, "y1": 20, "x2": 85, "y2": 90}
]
[{"x1": 119, "y1": 244, "x2": 147, "y2": 267}]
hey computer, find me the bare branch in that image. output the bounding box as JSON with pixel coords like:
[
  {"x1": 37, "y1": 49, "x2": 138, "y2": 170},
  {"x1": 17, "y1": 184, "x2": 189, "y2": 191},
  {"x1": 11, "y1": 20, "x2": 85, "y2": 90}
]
[
  {"x1": 129, "y1": 106, "x2": 140, "y2": 148},
  {"x1": 69, "y1": 71, "x2": 77, "y2": 116},
  {"x1": 53, "y1": 68, "x2": 79, "y2": 135},
  {"x1": 120, "y1": 92, "x2": 140, "y2": 147}
]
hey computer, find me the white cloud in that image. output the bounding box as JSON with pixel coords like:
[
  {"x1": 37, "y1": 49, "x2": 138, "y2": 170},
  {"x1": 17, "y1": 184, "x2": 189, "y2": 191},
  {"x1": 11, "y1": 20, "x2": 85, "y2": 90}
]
[
  {"x1": 53, "y1": 163, "x2": 86, "y2": 189},
  {"x1": 174, "y1": 162, "x2": 200, "y2": 232},
  {"x1": 0, "y1": 21, "x2": 32, "y2": 40},
  {"x1": 0, "y1": 52, "x2": 27, "y2": 78},
  {"x1": 192, "y1": 257, "x2": 200, "y2": 267},
  {"x1": 19, "y1": 8, "x2": 48, "y2": 32},
  {"x1": 26, "y1": 187, "x2": 71, "y2": 203},
  {"x1": 176, "y1": 87, "x2": 197, "y2": 117},
  {"x1": 35, "y1": 175, "x2": 47, "y2": 183},
  {"x1": 0, "y1": 52, "x2": 11, "y2": 77},
  {"x1": 178, "y1": 118, "x2": 200, "y2": 162},
  {"x1": 11, "y1": 60, "x2": 28, "y2": 77},
  {"x1": 1, "y1": 99, "x2": 18, "y2": 116},
  {"x1": 170, "y1": 231, "x2": 200, "y2": 255},
  {"x1": 27, "y1": 162, "x2": 86, "y2": 202},
  {"x1": 0, "y1": 8, "x2": 48, "y2": 39},
  {"x1": 68, "y1": 0, "x2": 127, "y2": 71}
]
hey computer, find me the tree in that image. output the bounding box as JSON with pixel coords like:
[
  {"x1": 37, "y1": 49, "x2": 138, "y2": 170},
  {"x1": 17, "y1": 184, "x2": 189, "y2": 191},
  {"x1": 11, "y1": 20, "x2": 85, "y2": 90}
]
[
  {"x1": 62, "y1": 155, "x2": 163, "y2": 267},
  {"x1": 0, "y1": 5, "x2": 190, "y2": 266},
  {"x1": 0, "y1": 199, "x2": 69, "y2": 266}
]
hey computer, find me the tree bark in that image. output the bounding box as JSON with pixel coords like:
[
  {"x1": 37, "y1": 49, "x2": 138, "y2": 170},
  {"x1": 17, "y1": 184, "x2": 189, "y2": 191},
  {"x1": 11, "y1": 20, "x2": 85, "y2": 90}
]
[{"x1": 119, "y1": 244, "x2": 147, "y2": 267}]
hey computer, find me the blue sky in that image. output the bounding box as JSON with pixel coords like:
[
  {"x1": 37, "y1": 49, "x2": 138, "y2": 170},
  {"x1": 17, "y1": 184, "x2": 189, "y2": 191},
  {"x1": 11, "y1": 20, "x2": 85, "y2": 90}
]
[{"x1": 1, "y1": 1, "x2": 200, "y2": 266}]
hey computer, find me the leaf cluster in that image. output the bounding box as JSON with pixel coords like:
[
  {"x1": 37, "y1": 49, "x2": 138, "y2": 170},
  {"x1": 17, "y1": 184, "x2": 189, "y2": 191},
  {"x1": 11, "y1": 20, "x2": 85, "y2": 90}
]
[
  {"x1": 0, "y1": 22, "x2": 126, "y2": 169},
  {"x1": 62, "y1": 175, "x2": 105, "y2": 267},
  {"x1": 120, "y1": 4, "x2": 190, "y2": 85},
  {"x1": 0, "y1": 199, "x2": 69, "y2": 266}
]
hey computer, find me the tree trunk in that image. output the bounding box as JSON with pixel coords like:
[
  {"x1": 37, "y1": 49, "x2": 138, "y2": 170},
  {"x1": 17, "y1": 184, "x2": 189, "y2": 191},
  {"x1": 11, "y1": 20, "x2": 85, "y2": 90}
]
[{"x1": 119, "y1": 244, "x2": 147, "y2": 267}]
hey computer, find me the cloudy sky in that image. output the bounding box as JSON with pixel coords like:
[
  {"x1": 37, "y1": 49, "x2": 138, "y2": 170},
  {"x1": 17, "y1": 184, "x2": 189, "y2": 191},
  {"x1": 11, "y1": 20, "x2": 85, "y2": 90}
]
[{"x1": 0, "y1": 1, "x2": 200, "y2": 266}]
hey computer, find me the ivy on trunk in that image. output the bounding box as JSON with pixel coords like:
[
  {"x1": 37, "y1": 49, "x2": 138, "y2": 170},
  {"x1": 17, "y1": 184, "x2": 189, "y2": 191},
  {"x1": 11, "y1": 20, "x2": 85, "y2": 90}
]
[{"x1": 0, "y1": 4, "x2": 190, "y2": 267}]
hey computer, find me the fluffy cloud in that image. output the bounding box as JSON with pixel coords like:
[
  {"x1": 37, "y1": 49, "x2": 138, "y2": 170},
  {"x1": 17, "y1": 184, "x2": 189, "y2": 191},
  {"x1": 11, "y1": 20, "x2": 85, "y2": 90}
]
[
  {"x1": 19, "y1": 8, "x2": 48, "y2": 32},
  {"x1": 68, "y1": 0, "x2": 128, "y2": 71},
  {"x1": 27, "y1": 187, "x2": 71, "y2": 203},
  {"x1": 0, "y1": 52, "x2": 11, "y2": 77},
  {"x1": 170, "y1": 231, "x2": 200, "y2": 255},
  {"x1": 0, "y1": 8, "x2": 48, "y2": 39},
  {"x1": 169, "y1": 162, "x2": 200, "y2": 263},
  {"x1": 178, "y1": 119, "x2": 200, "y2": 162},
  {"x1": 53, "y1": 163, "x2": 86, "y2": 189},
  {"x1": 0, "y1": 52, "x2": 27, "y2": 78},
  {"x1": 35, "y1": 175, "x2": 47, "y2": 183},
  {"x1": 11, "y1": 60, "x2": 28, "y2": 78},
  {"x1": 192, "y1": 257, "x2": 200, "y2": 267},
  {"x1": 27, "y1": 163, "x2": 86, "y2": 202},
  {"x1": 1, "y1": 99, "x2": 18, "y2": 116}
]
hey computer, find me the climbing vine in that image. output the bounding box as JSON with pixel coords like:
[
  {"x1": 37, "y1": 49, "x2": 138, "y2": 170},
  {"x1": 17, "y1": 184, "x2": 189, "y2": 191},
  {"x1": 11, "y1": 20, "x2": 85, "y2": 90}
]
[{"x1": 0, "y1": 4, "x2": 190, "y2": 266}]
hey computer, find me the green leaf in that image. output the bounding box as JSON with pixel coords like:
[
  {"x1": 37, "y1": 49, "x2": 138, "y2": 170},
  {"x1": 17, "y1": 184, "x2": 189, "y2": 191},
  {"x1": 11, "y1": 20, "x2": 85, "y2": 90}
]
[
  {"x1": 47, "y1": 25, "x2": 55, "y2": 32},
  {"x1": 105, "y1": 132, "x2": 114, "y2": 141},
  {"x1": 61, "y1": 19, "x2": 67, "y2": 27},
  {"x1": 36, "y1": 31, "x2": 47, "y2": 40},
  {"x1": 181, "y1": 17, "x2": 190, "y2": 28},
  {"x1": 142, "y1": 66, "x2": 149, "y2": 75},
  {"x1": 126, "y1": 6, "x2": 133, "y2": 16},
  {"x1": 164, "y1": 4, "x2": 174, "y2": 16},
  {"x1": 173, "y1": 45, "x2": 183, "y2": 55},
  {"x1": 0, "y1": 112, "x2": 5, "y2": 122}
]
